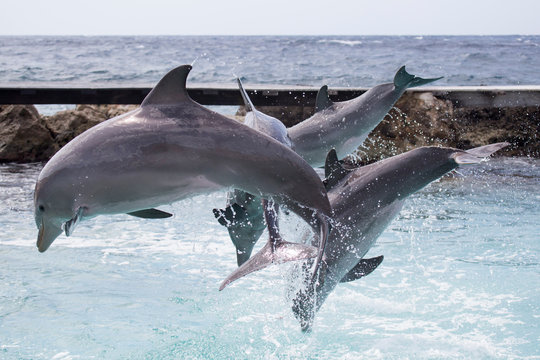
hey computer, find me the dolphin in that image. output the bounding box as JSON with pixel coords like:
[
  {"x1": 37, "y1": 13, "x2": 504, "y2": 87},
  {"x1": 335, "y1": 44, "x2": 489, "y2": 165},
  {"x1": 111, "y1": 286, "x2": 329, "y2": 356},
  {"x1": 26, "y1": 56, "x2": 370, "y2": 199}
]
[
  {"x1": 214, "y1": 66, "x2": 441, "y2": 267},
  {"x1": 287, "y1": 66, "x2": 443, "y2": 167},
  {"x1": 213, "y1": 79, "x2": 290, "y2": 266},
  {"x1": 34, "y1": 65, "x2": 332, "y2": 268},
  {"x1": 214, "y1": 79, "x2": 322, "y2": 290},
  {"x1": 290, "y1": 142, "x2": 509, "y2": 331}
]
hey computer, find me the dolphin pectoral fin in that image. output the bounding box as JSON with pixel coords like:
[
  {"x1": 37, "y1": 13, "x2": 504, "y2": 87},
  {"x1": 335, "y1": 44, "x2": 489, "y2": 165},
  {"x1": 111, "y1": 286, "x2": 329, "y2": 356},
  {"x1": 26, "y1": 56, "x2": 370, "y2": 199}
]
[
  {"x1": 340, "y1": 255, "x2": 384, "y2": 283},
  {"x1": 64, "y1": 207, "x2": 85, "y2": 237},
  {"x1": 452, "y1": 142, "x2": 509, "y2": 164},
  {"x1": 394, "y1": 66, "x2": 443, "y2": 89},
  {"x1": 219, "y1": 241, "x2": 318, "y2": 291},
  {"x1": 212, "y1": 203, "x2": 248, "y2": 227},
  {"x1": 127, "y1": 208, "x2": 173, "y2": 219},
  {"x1": 324, "y1": 149, "x2": 352, "y2": 189},
  {"x1": 315, "y1": 85, "x2": 333, "y2": 112}
]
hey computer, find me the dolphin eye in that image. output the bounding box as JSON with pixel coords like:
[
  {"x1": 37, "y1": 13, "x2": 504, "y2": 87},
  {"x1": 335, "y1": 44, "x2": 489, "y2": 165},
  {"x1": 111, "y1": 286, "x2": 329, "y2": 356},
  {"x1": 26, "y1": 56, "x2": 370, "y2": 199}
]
[{"x1": 38, "y1": 205, "x2": 45, "y2": 212}]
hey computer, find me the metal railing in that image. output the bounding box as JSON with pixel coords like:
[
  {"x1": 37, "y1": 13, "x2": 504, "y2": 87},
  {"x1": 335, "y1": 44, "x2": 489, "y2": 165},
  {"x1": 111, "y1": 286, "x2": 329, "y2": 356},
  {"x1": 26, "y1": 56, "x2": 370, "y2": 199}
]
[{"x1": 1, "y1": 84, "x2": 540, "y2": 108}]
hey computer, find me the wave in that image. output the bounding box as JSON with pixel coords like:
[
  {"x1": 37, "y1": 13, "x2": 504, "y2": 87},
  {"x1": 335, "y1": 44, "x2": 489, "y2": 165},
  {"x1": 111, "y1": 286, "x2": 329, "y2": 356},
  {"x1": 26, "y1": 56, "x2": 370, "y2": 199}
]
[{"x1": 318, "y1": 39, "x2": 363, "y2": 46}]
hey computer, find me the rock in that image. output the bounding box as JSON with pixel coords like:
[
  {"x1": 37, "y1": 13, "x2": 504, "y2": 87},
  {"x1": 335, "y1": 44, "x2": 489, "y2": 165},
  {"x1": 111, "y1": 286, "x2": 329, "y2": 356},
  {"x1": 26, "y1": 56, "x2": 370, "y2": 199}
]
[
  {"x1": 0, "y1": 98, "x2": 538, "y2": 164},
  {"x1": 453, "y1": 106, "x2": 539, "y2": 157},
  {"x1": 235, "y1": 90, "x2": 538, "y2": 163},
  {"x1": 43, "y1": 104, "x2": 137, "y2": 148},
  {"x1": 353, "y1": 92, "x2": 458, "y2": 163},
  {"x1": 0, "y1": 105, "x2": 58, "y2": 162},
  {"x1": 346, "y1": 92, "x2": 538, "y2": 164},
  {"x1": 92, "y1": 104, "x2": 138, "y2": 119}
]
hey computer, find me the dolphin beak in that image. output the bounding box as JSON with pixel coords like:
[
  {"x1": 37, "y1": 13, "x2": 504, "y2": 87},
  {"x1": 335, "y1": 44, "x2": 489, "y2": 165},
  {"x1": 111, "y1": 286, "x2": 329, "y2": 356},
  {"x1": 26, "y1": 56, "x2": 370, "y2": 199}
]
[{"x1": 36, "y1": 222, "x2": 62, "y2": 253}]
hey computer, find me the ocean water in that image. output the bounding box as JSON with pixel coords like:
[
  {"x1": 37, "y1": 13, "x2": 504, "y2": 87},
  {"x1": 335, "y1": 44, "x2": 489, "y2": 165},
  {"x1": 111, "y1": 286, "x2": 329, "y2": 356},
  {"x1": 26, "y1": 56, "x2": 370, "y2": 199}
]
[
  {"x1": 0, "y1": 36, "x2": 539, "y2": 359},
  {"x1": 0, "y1": 158, "x2": 538, "y2": 359},
  {"x1": 2, "y1": 35, "x2": 538, "y2": 115},
  {"x1": 1, "y1": 35, "x2": 539, "y2": 87}
]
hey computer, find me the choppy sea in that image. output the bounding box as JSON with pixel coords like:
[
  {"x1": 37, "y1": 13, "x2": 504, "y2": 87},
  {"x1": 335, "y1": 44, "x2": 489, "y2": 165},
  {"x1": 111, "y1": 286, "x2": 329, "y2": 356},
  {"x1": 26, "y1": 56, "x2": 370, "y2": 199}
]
[
  {"x1": 0, "y1": 36, "x2": 539, "y2": 359},
  {"x1": 1, "y1": 35, "x2": 539, "y2": 87}
]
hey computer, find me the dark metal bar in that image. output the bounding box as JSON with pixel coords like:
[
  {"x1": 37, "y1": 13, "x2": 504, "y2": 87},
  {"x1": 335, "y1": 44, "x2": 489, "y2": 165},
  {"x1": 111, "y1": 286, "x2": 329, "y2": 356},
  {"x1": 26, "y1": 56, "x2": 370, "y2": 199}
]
[
  {"x1": 1, "y1": 85, "x2": 539, "y2": 107},
  {"x1": 0, "y1": 85, "x2": 360, "y2": 106}
]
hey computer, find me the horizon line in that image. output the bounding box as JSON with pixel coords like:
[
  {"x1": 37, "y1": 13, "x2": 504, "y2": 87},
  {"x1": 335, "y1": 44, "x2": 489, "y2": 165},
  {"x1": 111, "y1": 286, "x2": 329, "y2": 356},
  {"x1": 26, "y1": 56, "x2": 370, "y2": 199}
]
[{"x1": 1, "y1": 33, "x2": 539, "y2": 37}]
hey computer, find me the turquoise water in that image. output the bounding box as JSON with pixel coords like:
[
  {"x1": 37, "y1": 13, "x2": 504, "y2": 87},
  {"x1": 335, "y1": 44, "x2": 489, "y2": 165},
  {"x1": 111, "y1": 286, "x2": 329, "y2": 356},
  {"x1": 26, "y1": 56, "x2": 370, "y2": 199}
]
[{"x1": 0, "y1": 157, "x2": 538, "y2": 359}]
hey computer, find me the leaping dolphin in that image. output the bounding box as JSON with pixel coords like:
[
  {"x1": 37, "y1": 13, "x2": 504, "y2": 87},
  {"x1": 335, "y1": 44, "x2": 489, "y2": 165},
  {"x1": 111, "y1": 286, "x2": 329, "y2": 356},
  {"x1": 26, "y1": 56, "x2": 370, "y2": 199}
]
[
  {"x1": 214, "y1": 66, "x2": 441, "y2": 268},
  {"x1": 213, "y1": 79, "x2": 290, "y2": 267},
  {"x1": 290, "y1": 142, "x2": 509, "y2": 331},
  {"x1": 34, "y1": 65, "x2": 332, "y2": 268},
  {"x1": 288, "y1": 66, "x2": 443, "y2": 167},
  {"x1": 215, "y1": 79, "x2": 323, "y2": 290}
]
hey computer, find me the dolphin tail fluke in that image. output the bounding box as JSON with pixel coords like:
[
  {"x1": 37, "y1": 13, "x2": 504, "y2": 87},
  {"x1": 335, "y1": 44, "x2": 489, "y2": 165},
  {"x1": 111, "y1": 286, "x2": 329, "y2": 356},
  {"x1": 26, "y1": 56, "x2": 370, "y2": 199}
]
[
  {"x1": 464, "y1": 142, "x2": 510, "y2": 158},
  {"x1": 219, "y1": 240, "x2": 318, "y2": 290},
  {"x1": 453, "y1": 142, "x2": 509, "y2": 164},
  {"x1": 212, "y1": 203, "x2": 248, "y2": 227},
  {"x1": 394, "y1": 66, "x2": 443, "y2": 89},
  {"x1": 237, "y1": 78, "x2": 255, "y2": 112}
]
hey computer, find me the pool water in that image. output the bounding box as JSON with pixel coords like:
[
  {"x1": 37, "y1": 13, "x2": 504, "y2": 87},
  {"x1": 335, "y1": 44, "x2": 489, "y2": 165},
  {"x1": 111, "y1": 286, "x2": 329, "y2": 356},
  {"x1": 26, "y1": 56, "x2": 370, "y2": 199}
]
[{"x1": 0, "y1": 157, "x2": 538, "y2": 359}]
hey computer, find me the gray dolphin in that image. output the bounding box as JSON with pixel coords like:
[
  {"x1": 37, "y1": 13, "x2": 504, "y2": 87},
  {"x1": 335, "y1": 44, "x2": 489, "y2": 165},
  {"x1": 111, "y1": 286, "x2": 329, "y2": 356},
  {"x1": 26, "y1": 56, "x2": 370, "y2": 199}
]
[
  {"x1": 214, "y1": 66, "x2": 441, "y2": 267},
  {"x1": 215, "y1": 79, "x2": 321, "y2": 290},
  {"x1": 288, "y1": 66, "x2": 442, "y2": 167},
  {"x1": 213, "y1": 79, "x2": 294, "y2": 268},
  {"x1": 213, "y1": 79, "x2": 290, "y2": 266},
  {"x1": 290, "y1": 142, "x2": 509, "y2": 331},
  {"x1": 34, "y1": 65, "x2": 332, "y2": 263}
]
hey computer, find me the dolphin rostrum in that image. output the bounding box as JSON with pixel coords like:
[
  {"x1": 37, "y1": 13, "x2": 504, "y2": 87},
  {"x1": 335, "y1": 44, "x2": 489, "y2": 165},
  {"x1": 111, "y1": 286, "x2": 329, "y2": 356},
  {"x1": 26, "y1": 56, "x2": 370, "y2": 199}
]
[
  {"x1": 215, "y1": 79, "x2": 323, "y2": 290},
  {"x1": 34, "y1": 65, "x2": 332, "y2": 272},
  {"x1": 288, "y1": 66, "x2": 443, "y2": 167},
  {"x1": 290, "y1": 142, "x2": 509, "y2": 331}
]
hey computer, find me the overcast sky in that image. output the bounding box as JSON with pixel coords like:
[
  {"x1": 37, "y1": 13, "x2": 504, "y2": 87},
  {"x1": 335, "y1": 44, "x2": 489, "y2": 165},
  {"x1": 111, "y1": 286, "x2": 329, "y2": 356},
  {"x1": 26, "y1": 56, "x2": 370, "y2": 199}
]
[{"x1": 1, "y1": 0, "x2": 539, "y2": 36}]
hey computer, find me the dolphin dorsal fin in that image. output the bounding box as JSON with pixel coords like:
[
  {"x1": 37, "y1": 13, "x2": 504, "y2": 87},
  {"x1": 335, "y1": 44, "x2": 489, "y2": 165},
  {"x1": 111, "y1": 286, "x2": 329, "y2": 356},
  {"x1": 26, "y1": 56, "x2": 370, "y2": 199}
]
[
  {"x1": 315, "y1": 85, "x2": 333, "y2": 112},
  {"x1": 393, "y1": 66, "x2": 443, "y2": 90},
  {"x1": 324, "y1": 149, "x2": 352, "y2": 189},
  {"x1": 141, "y1": 65, "x2": 193, "y2": 107},
  {"x1": 340, "y1": 255, "x2": 384, "y2": 283},
  {"x1": 237, "y1": 78, "x2": 255, "y2": 112}
]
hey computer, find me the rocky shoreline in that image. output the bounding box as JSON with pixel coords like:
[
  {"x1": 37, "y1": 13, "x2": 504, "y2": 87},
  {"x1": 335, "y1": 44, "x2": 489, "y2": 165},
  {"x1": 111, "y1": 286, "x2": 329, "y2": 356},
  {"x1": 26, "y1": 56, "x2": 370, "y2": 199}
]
[{"x1": 1, "y1": 91, "x2": 538, "y2": 164}]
